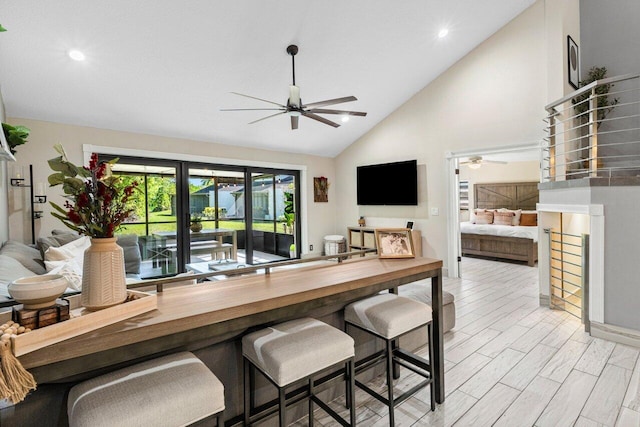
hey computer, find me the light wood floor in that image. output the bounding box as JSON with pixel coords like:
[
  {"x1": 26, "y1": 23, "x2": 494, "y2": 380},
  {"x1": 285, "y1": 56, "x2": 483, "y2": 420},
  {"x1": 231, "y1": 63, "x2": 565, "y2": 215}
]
[{"x1": 294, "y1": 257, "x2": 640, "y2": 426}]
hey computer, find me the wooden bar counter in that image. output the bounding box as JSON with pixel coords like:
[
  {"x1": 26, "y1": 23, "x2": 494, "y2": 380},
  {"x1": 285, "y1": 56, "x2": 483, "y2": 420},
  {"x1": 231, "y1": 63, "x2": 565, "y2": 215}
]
[{"x1": 23, "y1": 257, "x2": 445, "y2": 405}]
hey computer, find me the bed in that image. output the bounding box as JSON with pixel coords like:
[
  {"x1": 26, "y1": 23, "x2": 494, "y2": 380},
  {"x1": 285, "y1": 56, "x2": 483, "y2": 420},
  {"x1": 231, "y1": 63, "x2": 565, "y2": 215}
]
[{"x1": 461, "y1": 182, "x2": 539, "y2": 266}]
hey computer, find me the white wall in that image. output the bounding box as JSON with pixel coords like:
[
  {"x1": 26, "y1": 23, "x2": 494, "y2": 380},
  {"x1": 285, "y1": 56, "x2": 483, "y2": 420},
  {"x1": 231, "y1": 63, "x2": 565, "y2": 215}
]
[
  {"x1": 335, "y1": 1, "x2": 548, "y2": 263},
  {"x1": 5, "y1": 118, "x2": 336, "y2": 255},
  {"x1": 581, "y1": 0, "x2": 640, "y2": 77}
]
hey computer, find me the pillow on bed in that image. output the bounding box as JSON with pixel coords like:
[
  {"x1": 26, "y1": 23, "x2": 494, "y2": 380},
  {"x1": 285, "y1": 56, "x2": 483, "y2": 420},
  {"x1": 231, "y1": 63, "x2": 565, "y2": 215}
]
[
  {"x1": 499, "y1": 208, "x2": 522, "y2": 226},
  {"x1": 494, "y1": 211, "x2": 515, "y2": 226},
  {"x1": 520, "y1": 212, "x2": 538, "y2": 226},
  {"x1": 469, "y1": 209, "x2": 485, "y2": 224},
  {"x1": 475, "y1": 210, "x2": 494, "y2": 224}
]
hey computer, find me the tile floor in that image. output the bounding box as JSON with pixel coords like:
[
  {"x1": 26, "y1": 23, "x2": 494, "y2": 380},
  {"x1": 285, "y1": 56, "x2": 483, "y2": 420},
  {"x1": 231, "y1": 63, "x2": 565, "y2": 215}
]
[{"x1": 293, "y1": 257, "x2": 640, "y2": 426}]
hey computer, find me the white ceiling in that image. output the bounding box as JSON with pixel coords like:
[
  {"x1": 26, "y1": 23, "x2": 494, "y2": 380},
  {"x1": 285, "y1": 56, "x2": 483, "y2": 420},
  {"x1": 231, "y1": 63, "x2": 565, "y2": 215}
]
[{"x1": 0, "y1": 0, "x2": 536, "y2": 158}]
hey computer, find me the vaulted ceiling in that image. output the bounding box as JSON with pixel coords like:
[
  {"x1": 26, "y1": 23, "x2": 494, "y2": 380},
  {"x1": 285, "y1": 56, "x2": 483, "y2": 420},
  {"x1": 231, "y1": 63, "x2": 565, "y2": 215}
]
[{"x1": 0, "y1": 0, "x2": 536, "y2": 157}]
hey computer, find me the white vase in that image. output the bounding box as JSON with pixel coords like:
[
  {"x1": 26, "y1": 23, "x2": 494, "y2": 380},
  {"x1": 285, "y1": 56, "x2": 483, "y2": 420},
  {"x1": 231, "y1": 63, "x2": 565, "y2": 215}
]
[{"x1": 81, "y1": 237, "x2": 127, "y2": 311}]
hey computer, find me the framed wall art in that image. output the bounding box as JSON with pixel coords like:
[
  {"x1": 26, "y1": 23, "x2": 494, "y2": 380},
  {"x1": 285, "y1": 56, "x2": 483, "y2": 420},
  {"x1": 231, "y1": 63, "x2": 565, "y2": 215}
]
[{"x1": 568, "y1": 35, "x2": 580, "y2": 89}]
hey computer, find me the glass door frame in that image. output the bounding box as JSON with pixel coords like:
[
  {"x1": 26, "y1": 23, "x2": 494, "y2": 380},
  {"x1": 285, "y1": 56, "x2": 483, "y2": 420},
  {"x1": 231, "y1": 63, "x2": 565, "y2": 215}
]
[{"x1": 104, "y1": 154, "x2": 301, "y2": 274}]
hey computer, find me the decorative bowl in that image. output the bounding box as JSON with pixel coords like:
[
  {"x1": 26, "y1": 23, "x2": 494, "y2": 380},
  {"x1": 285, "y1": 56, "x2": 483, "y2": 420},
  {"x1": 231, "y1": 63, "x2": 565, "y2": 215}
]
[{"x1": 8, "y1": 274, "x2": 68, "y2": 310}]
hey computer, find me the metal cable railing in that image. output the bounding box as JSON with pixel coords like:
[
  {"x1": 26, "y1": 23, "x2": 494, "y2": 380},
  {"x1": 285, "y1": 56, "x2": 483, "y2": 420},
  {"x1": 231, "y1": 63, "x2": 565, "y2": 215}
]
[{"x1": 543, "y1": 73, "x2": 640, "y2": 182}]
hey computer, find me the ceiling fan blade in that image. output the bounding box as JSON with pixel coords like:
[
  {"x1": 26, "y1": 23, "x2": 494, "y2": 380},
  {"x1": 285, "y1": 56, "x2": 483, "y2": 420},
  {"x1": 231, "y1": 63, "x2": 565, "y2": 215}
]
[
  {"x1": 291, "y1": 116, "x2": 299, "y2": 130},
  {"x1": 307, "y1": 108, "x2": 367, "y2": 117},
  {"x1": 248, "y1": 111, "x2": 287, "y2": 125},
  {"x1": 221, "y1": 108, "x2": 286, "y2": 111},
  {"x1": 230, "y1": 92, "x2": 286, "y2": 108},
  {"x1": 484, "y1": 159, "x2": 508, "y2": 164},
  {"x1": 302, "y1": 111, "x2": 340, "y2": 128},
  {"x1": 303, "y1": 96, "x2": 358, "y2": 109}
]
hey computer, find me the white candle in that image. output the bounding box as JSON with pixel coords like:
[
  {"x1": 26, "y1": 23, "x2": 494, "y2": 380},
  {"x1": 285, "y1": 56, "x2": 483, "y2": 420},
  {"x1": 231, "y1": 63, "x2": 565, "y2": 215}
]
[
  {"x1": 13, "y1": 165, "x2": 23, "y2": 179},
  {"x1": 35, "y1": 182, "x2": 45, "y2": 196}
]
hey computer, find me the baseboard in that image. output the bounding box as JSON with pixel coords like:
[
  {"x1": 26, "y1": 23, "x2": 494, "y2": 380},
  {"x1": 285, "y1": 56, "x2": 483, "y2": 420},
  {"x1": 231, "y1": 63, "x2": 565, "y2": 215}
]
[
  {"x1": 590, "y1": 321, "x2": 640, "y2": 347},
  {"x1": 539, "y1": 294, "x2": 550, "y2": 307}
]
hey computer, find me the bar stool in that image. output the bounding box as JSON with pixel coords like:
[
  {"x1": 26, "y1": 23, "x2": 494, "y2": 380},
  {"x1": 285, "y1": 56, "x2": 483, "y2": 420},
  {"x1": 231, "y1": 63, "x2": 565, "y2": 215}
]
[
  {"x1": 67, "y1": 352, "x2": 225, "y2": 427},
  {"x1": 345, "y1": 293, "x2": 435, "y2": 426},
  {"x1": 242, "y1": 317, "x2": 356, "y2": 426}
]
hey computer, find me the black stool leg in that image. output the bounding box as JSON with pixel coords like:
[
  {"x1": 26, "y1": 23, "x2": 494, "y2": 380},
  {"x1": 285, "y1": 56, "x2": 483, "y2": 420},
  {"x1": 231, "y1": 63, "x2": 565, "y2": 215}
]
[
  {"x1": 348, "y1": 359, "x2": 356, "y2": 426},
  {"x1": 244, "y1": 358, "x2": 251, "y2": 425},
  {"x1": 309, "y1": 376, "x2": 315, "y2": 427},
  {"x1": 386, "y1": 338, "x2": 395, "y2": 426},
  {"x1": 428, "y1": 322, "x2": 435, "y2": 411},
  {"x1": 279, "y1": 386, "x2": 286, "y2": 427}
]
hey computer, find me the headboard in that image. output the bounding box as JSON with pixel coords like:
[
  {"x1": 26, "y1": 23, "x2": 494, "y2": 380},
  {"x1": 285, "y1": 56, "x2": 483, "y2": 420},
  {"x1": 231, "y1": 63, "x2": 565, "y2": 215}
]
[{"x1": 474, "y1": 182, "x2": 539, "y2": 210}]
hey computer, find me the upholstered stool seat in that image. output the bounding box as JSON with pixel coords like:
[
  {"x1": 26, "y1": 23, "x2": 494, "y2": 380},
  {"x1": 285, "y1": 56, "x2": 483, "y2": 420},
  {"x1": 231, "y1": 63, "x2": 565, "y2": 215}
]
[
  {"x1": 242, "y1": 317, "x2": 356, "y2": 426},
  {"x1": 67, "y1": 352, "x2": 224, "y2": 427},
  {"x1": 345, "y1": 293, "x2": 435, "y2": 426},
  {"x1": 345, "y1": 293, "x2": 432, "y2": 338}
]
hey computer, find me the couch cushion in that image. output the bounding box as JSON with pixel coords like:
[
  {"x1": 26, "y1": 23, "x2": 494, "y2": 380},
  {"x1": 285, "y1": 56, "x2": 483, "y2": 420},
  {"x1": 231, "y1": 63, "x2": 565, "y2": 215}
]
[
  {"x1": 117, "y1": 234, "x2": 141, "y2": 275},
  {"x1": 0, "y1": 254, "x2": 37, "y2": 284},
  {"x1": 0, "y1": 241, "x2": 46, "y2": 275}
]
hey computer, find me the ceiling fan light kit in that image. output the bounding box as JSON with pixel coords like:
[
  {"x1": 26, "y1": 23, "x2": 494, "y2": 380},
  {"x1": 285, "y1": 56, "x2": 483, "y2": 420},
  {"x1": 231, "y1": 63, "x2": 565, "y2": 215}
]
[
  {"x1": 460, "y1": 155, "x2": 507, "y2": 169},
  {"x1": 222, "y1": 45, "x2": 367, "y2": 130}
]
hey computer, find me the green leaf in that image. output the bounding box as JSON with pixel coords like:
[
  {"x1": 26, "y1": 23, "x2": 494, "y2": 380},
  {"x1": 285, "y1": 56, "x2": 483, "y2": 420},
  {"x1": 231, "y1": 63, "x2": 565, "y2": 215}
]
[
  {"x1": 49, "y1": 202, "x2": 68, "y2": 215},
  {"x1": 48, "y1": 172, "x2": 66, "y2": 186},
  {"x1": 62, "y1": 177, "x2": 85, "y2": 193},
  {"x1": 0, "y1": 24, "x2": 6, "y2": 32}
]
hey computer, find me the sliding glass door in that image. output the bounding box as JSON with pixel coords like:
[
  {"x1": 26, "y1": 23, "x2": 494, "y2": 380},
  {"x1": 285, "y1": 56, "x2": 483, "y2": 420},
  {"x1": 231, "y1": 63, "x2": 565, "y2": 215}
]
[{"x1": 108, "y1": 154, "x2": 300, "y2": 277}]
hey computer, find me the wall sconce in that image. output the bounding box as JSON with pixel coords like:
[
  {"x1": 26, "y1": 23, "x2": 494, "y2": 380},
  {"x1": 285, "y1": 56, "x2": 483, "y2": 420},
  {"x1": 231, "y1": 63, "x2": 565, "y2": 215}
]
[{"x1": 9, "y1": 164, "x2": 45, "y2": 243}]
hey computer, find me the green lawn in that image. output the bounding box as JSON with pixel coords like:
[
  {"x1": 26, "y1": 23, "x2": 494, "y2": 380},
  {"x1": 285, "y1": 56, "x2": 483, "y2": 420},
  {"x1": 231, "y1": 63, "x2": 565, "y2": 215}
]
[{"x1": 121, "y1": 210, "x2": 287, "y2": 235}]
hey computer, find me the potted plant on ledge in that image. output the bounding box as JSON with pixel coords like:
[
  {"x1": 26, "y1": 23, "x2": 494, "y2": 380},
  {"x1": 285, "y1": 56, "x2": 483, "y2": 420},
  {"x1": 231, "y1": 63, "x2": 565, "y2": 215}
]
[{"x1": 48, "y1": 144, "x2": 138, "y2": 310}]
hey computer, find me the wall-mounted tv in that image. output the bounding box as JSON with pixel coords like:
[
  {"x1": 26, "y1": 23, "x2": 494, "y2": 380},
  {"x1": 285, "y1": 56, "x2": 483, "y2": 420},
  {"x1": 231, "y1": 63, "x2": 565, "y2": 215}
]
[{"x1": 357, "y1": 160, "x2": 418, "y2": 206}]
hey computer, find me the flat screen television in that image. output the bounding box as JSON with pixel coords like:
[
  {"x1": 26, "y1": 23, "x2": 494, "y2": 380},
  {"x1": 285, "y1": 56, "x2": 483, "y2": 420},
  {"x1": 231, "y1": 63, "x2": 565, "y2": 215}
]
[{"x1": 357, "y1": 160, "x2": 418, "y2": 206}]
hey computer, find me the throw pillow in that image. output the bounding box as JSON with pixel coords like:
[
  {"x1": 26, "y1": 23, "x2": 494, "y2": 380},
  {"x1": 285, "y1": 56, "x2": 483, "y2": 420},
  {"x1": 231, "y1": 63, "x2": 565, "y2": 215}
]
[
  {"x1": 37, "y1": 232, "x2": 81, "y2": 257},
  {"x1": 520, "y1": 213, "x2": 538, "y2": 226},
  {"x1": 475, "y1": 210, "x2": 494, "y2": 225},
  {"x1": 499, "y1": 208, "x2": 522, "y2": 226},
  {"x1": 47, "y1": 259, "x2": 83, "y2": 291},
  {"x1": 0, "y1": 241, "x2": 46, "y2": 275},
  {"x1": 494, "y1": 211, "x2": 515, "y2": 226},
  {"x1": 469, "y1": 209, "x2": 485, "y2": 224},
  {"x1": 44, "y1": 236, "x2": 91, "y2": 271}
]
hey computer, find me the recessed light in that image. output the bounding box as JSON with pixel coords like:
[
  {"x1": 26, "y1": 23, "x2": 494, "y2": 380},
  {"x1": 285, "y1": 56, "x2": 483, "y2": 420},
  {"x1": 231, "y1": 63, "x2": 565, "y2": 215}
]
[
  {"x1": 438, "y1": 28, "x2": 449, "y2": 38},
  {"x1": 68, "y1": 50, "x2": 86, "y2": 61},
  {"x1": 341, "y1": 116, "x2": 350, "y2": 123}
]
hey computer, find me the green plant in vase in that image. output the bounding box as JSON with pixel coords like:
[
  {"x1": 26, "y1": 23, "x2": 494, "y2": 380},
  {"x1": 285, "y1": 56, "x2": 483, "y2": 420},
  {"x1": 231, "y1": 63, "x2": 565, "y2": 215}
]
[{"x1": 190, "y1": 213, "x2": 203, "y2": 232}]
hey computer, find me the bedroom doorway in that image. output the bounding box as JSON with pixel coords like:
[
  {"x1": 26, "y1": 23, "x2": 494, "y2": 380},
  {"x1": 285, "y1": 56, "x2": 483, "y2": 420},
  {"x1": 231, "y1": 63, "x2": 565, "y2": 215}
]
[{"x1": 446, "y1": 143, "x2": 541, "y2": 278}]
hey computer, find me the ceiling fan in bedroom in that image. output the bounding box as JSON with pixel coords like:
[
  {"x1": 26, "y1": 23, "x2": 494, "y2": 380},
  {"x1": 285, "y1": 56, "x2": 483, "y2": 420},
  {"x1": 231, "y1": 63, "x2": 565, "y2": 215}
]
[
  {"x1": 460, "y1": 156, "x2": 507, "y2": 169},
  {"x1": 221, "y1": 44, "x2": 367, "y2": 130}
]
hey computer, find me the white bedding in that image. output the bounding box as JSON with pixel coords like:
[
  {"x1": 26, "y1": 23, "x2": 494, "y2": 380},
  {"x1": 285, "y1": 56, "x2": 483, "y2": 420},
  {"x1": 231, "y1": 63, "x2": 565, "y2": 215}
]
[{"x1": 460, "y1": 222, "x2": 538, "y2": 242}]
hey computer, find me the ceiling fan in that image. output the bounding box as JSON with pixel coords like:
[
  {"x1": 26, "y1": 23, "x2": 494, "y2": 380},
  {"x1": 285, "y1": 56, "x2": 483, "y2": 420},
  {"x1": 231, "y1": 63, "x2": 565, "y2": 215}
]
[
  {"x1": 460, "y1": 156, "x2": 507, "y2": 169},
  {"x1": 221, "y1": 45, "x2": 367, "y2": 130}
]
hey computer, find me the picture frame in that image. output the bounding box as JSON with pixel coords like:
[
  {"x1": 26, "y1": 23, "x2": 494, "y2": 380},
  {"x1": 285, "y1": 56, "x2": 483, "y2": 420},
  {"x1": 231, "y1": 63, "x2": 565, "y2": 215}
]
[
  {"x1": 375, "y1": 228, "x2": 415, "y2": 259},
  {"x1": 567, "y1": 35, "x2": 580, "y2": 90}
]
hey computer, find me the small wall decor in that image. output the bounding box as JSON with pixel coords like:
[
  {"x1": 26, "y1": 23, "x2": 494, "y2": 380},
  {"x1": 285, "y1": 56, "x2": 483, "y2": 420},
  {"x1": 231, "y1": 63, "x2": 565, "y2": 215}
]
[
  {"x1": 313, "y1": 176, "x2": 329, "y2": 202},
  {"x1": 567, "y1": 35, "x2": 580, "y2": 89},
  {"x1": 375, "y1": 228, "x2": 415, "y2": 259}
]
